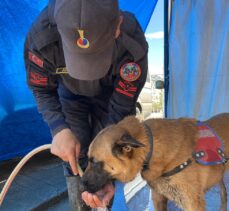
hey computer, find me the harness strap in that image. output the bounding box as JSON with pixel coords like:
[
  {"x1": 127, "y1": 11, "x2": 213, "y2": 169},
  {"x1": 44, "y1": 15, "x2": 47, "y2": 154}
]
[
  {"x1": 161, "y1": 159, "x2": 192, "y2": 177},
  {"x1": 141, "y1": 121, "x2": 228, "y2": 178}
]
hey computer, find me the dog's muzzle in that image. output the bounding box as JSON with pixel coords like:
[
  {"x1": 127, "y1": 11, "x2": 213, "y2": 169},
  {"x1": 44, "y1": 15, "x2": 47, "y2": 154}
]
[{"x1": 81, "y1": 162, "x2": 112, "y2": 193}]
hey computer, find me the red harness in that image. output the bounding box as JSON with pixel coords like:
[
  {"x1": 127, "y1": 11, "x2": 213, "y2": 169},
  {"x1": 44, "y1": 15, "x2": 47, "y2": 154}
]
[
  {"x1": 155, "y1": 121, "x2": 228, "y2": 178},
  {"x1": 193, "y1": 122, "x2": 226, "y2": 165}
]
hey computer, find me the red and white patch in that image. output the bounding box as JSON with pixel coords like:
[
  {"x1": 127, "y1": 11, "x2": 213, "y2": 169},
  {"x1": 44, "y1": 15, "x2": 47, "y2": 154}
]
[
  {"x1": 28, "y1": 51, "x2": 44, "y2": 68},
  {"x1": 29, "y1": 71, "x2": 48, "y2": 86},
  {"x1": 120, "y1": 62, "x2": 141, "y2": 82},
  {"x1": 193, "y1": 123, "x2": 225, "y2": 165},
  {"x1": 115, "y1": 80, "x2": 137, "y2": 98}
]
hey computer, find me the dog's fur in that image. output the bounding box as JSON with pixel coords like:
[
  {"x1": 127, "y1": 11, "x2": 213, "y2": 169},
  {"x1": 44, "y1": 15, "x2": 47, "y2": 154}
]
[{"x1": 81, "y1": 113, "x2": 229, "y2": 211}]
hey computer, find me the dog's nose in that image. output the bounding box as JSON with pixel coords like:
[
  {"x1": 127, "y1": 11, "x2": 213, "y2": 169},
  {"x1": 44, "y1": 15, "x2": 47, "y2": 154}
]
[
  {"x1": 82, "y1": 179, "x2": 89, "y2": 187},
  {"x1": 79, "y1": 178, "x2": 88, "y2": 192},
  {"x1": 80, "y1": 177, "x2": 100, "y2": 193}
]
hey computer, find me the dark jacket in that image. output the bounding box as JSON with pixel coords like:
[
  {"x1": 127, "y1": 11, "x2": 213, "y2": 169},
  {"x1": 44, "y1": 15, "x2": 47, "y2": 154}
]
[{"x1": 24, "y1": 1, "x2": 148, "y2": 138}]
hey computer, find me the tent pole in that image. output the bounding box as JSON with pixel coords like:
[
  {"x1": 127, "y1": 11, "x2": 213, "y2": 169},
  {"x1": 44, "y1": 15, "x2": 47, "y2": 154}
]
[{"x1": 164, "y1": 0, "x2": 170, "y2": 117}]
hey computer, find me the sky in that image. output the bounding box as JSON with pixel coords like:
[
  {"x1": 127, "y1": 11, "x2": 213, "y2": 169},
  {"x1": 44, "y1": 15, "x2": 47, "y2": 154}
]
[{"x1": 145, "y1": 0, "x2": 164, "y2": 76}]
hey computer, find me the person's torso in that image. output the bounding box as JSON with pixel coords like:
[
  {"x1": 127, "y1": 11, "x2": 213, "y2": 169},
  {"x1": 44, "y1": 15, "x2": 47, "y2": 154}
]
[{"x1": 25, "y1": 1, "x2": 148, "y2": 97}]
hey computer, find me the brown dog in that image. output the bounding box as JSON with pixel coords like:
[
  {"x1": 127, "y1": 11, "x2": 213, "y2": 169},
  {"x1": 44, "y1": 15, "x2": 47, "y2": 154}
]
[{"x1": 81, "y1": 113, "x2": 229, "y2": 211}]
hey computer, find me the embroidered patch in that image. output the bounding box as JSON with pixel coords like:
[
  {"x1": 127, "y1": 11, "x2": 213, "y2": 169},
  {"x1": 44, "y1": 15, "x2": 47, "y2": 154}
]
[
  {"x1": 28, "y1": 51, "x2": 44, "y2": 68},
  {"x1": 115, "y1": 80, "x2": 137, "y2": 98},
  {"x1": 120, "y1": 62, "x2": 141, "y2": 82},
  {"x1": 193, "y1": 122, "x2": 226, "y2": 165},
  {"x1": 76, "y1": 30, "x2": 90, "y2": 49},
  {"x1": 29, "y1": 71, "x2": 48, "y2": 86}
]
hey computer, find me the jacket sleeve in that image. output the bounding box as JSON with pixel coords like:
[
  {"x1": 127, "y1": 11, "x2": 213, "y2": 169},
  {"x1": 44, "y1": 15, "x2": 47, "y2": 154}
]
[
  {"x1": 24, "y1": 44, "x2": 69, "y2": 137},
  {"x1": 106, "y1": 54, "x2": 148, "y2": 125}
]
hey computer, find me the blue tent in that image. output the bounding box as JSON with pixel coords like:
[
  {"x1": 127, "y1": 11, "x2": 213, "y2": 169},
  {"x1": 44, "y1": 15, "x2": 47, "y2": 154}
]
[
  {"x1": 0, "y1": 0, "x2": 157, "y2": 161},
  {"x1": 167, "y1": 0, "x2": 229, "y2": 119},
  {"x1": 1, "y1": 0, "x2": 229, "y2": 162},
  {"x1": 1, "y1": 1, "x2": 229, "y2": 210}
]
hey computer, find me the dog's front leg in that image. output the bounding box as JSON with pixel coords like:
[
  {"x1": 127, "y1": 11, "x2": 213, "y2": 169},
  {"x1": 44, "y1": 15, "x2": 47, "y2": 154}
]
[
  {"x1": 219, "y1": 180, "x2": 227, "y2": 211},
  {"x1": 182, "y1": 196, "x2": 205, "y2": 211},
  {"x1": 151, "y1": 190, "x2": 168, "y2": 211}
]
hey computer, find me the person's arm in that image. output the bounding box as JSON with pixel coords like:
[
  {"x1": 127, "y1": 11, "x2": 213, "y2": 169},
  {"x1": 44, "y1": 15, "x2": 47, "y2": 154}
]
[
  {"x1": 24, "y1": 47, "x2": 68, "y2": 136},
  {"x1": 106, "y1": 54, "x2": 148, "y2": 125},
  {"x1": 24, "y1": 46, "x2": 80, "y2": 174}
]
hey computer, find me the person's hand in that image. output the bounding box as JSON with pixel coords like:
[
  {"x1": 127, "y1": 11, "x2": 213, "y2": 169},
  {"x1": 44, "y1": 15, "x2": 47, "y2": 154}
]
[
  {"x1": 81, "y1": 182, "x2": 115, "y2": 208},
  {"x1": 51, "y1": 128, "x2": 80, "y2": 175}
]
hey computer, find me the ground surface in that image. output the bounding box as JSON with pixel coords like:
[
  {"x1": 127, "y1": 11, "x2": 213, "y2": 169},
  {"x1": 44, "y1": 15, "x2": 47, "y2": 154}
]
[{"x1": 1, "y1": 151, "x2": 229, "y2": 210}]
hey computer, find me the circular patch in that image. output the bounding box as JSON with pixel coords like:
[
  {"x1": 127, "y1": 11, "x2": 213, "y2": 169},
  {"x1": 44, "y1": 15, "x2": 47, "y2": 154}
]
[
  {"x1": 77, "y1": 37, "x2": 90, "y2": 49},
  {"x1": 120, "y1": 62, "x2": 141, "y2": 82},
  {"x1": 76, "y1": 29, "x2": 90, "y2": 49}
]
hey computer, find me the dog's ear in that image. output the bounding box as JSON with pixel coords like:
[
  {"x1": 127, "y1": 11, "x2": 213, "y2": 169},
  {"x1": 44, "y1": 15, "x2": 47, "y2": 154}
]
[{"x1": 112, "y1": 133, "x2": 145, "y2": 156}]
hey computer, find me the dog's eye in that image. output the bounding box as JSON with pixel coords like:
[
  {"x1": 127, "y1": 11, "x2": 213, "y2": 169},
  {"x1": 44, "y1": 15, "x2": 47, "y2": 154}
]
[{"x1": 123, "y1": 145, "x2": 132, "y2": 152}]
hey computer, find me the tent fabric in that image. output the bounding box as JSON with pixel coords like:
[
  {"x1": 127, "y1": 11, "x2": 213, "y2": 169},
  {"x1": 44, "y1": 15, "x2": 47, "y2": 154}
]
[
  {"x1": 168, "y1": 0, "x2": 229, "y2": 120},
  {"x1": 0, "y1": 1, "x2": 52, "y2": 161},
  {"x1": 0, "y1": 0, "x2": 157, "y2": 160},
  {"x1": 119, "y1": 0, "x2": 157, "y2": 31}
]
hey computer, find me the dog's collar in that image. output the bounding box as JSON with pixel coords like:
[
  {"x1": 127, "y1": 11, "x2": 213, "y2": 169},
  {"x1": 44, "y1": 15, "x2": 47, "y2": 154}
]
[
  {"x1": 142, "y1": 123, "x2": 193, "y2": 176},
  {"x1": 142, "y1": 123, "x2": 154, "y2": 171}
]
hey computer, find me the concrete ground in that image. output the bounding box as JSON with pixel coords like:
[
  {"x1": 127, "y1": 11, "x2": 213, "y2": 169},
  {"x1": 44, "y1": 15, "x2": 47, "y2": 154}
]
[
  {"x1": 0, "y1": 152, "x2": 67, "y2": 211},
  {"x1": 1, "y1": 151, "x2": 229, "y2": 211}
]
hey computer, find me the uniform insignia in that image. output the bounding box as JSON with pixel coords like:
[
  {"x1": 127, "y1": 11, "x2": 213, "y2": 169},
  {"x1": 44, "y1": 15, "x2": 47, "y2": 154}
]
[
  {"x1": 56, "y1": 67, "x2": 68, "y2": 74},
  {"x1": 115, "y1": 80, "x2": 137, "y2": 98},
  {"x1": 28, "y1": 51, "x2": 44, "y2": 68},
  {"x1": 76, "y1": 30, "x2": 90, "y2": 49},
  {"x1": 29, "y1": 71, "x2": 48, "y2": 86},
  {"x1": 120, "y1": 62, "x2": 141, "y2": 82}
]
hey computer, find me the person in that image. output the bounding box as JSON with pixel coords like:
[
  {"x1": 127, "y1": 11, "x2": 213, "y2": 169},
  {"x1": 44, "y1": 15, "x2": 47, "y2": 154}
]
[{"x1": 24, "y1": 0, "x2": 148, "y2": 210}]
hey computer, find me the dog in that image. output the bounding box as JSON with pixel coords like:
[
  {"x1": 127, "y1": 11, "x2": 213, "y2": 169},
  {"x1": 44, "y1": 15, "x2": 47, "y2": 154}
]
[{"x1": 81, "y1": 113, "x2": 229, "y2": 211}]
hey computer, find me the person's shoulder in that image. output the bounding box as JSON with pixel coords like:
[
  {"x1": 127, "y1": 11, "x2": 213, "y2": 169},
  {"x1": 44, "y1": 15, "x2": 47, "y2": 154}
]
[
  {"x1": 26, "y1": 7, "x2": 49, "y2": 40},
  {"x1": 120, "y1": 11, "x2": 138, "y2": 35},
  {"x1": 121, "y1": 11, "x2": 147, "y2": 46},
  {"x1": 25, "y1": 6, "x2": 60, "y2": 52},
  {"x1": 118, "y1": 11, "x2": 148, "y2": 62}
]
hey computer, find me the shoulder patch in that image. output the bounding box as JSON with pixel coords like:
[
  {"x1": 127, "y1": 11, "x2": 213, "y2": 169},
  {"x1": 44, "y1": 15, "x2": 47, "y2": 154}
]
[
  {"x1": 28, "y1": 51, "x2": 44, "y2": 68},
  {"x1": 120, "y1": 62, "x2": 141, "y2": 82},
  {"x1": 115, "y1": 80, "x2": 137, "y2": 98},
  {"x1": 29, "y1": 70, "x2": 48, "y2": 86}
]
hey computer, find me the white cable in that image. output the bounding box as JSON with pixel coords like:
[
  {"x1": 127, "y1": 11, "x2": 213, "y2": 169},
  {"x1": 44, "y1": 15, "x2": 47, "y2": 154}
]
[{"x1": 0, "y1": 144, "x2": 83, "y2": 206}]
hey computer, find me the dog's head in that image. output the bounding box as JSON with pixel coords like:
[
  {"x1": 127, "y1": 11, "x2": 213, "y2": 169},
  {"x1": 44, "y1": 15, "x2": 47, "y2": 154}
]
[{"x1": 81, "y1": 116, "x2": 147, "y2": 193}]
